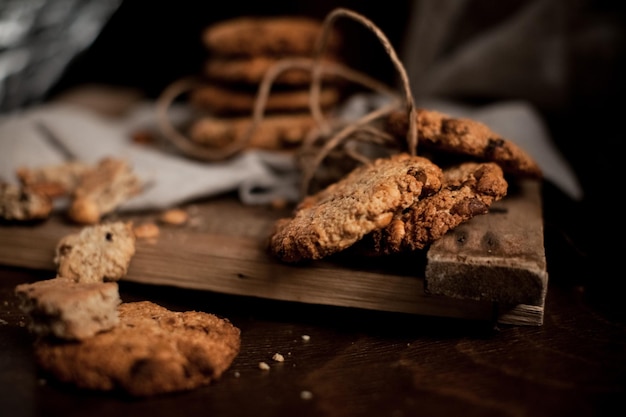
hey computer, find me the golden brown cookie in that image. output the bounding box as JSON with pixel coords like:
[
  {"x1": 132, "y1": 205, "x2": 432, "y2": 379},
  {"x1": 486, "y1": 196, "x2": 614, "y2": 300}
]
[
  {"x1": 189, "y1": 83, "x2": 341, "y2": 116},
  {"x1": 15, "y1": 277, "x2": 120, "y2": 340},
  {"x1": 34, "y1": 301, "x2": 241, "y2": 397},
  {"x1": 385, "y1": 109, "x2": 542, "y2": 178},
  {"x1": 268, "y1": 153, "x2": 443, "y2": 263},
  {"x1": 189, "y1": 113, "x2": 317, "y2": 151},
  {"x1": 203, "y1": 55, "x2": 341, "y2": 86},
  {"x1": 202, "y1": 16, "x2": 341, "y2": 57},
  {"x1": 68, "y1": 157, "x2": 142, "y2": 225},
  {"x1": 362, "y1": 162, "x2": 508, "y2": 254},
  {"x1": 16, "y1": 161, "x2": 91, "y2": 199},
  {"x1": 54, "y1": 221, "x2": 136, "y2": 284},
  {"x1": 0, "y1": 182, "x2": 52, "y2": 221}
]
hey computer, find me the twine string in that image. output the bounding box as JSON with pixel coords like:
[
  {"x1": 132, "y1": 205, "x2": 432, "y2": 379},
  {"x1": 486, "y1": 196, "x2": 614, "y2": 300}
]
[{"x1": 310, "y1": 8, "x2": 418, "y2": 156}]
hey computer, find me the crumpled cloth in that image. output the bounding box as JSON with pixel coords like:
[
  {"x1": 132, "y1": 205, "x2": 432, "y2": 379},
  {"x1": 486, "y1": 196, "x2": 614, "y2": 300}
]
[
  {"x1": 0, "y1": 102, "x2": 300, "y2": 210},
  {"x1": 0, "y1": 94, "x2": 582, "y2": 215}
]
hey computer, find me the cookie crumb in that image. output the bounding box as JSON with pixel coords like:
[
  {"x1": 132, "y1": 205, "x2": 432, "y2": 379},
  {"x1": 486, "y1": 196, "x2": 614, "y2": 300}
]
[
  {"x1": 131, "y1": 129, "x2": 156, "y2": 145},
  {"x1": 258, "y1": 361, "x2": 270, "y2": 371},
  {"x1": 300, "y1": 390, "x2": 313, "y2": 400},
  {"x1": 270, "y1": 198, "x2": 288, "y2": 210},
  {"x1": 272, "y1": 353, "x2": 285, "y2": 362},
  {"x1": 133, "y1": 222, "x2": 160, "y2": 239},
  {"x1": 160, "y1": 208, "x2": 189, "y2": 225},
  {"x1": 301, "y1": 335, "x2": 310, "y2": 342}
]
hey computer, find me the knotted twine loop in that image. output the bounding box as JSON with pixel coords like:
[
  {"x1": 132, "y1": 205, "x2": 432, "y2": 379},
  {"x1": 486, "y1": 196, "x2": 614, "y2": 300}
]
[{"x1": 299, "y1": 7, "x2": 419, "y2": 196}]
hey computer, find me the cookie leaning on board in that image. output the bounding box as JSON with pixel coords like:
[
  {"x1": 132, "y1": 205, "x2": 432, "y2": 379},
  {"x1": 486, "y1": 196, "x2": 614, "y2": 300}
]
[
  {"x1": 268, "y1": 153, "x2": 444, "y2": 263},
  {"x1": 384, "y1": 108, "x2": 542, "y2": 179}
]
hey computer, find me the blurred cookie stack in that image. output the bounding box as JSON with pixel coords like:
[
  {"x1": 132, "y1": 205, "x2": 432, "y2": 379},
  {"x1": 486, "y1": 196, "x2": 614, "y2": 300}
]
[{"x1": 186, "y1": 16, "x2": 346, "y2": 153}]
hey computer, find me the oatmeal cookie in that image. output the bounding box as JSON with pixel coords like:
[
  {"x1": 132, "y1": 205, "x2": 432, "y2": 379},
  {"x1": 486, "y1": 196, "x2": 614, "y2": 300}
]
[
  {"x1": 189, "y1": 113, "x2": 316, "y2": 150},
  {"x1": 385, "y1": 109, "x2": 542, "y2": 178},
  {"x1": 203, "y1": 55, "x2": 341, "y2": 86},
  {"x1": 268, "y1": 153, "x2": 443, "y2": 262},
  {"x1": 362, "y1": 162, "x2": 508, "y2": 254},
  {"x1": 15, "y1": 277, "x2": 120, "y2": 340},
  {"x1": 34, "y1": 301, "x2": 241, "y2": 397},
  {"x1": 54, "y1": 221, "x2": 136, "y2": 284},
  {"x1": 0, "y1": 182, "x2": 52, "y2": 221},
  {"x1": 202, "y1": 16, "x2": 341, "y2": 57},
  {"x1": 189, "y1": 83, "x2": 341, "y2": 116}
]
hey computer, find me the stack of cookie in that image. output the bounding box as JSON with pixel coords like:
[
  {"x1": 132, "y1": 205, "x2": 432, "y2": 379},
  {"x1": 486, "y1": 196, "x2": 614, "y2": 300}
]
[{"x1": 186, "y1": 16, "x2": 346, "y2": 153}]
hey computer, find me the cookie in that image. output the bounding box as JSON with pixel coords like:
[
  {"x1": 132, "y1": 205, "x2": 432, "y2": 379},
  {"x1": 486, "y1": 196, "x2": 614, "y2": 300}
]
[
  {"x1": 362, "y1": 162, "x2": 508, "y2": 254},
  {"x1": 385, "y1": 109, "x2": 542, "y2": 178},
  {"x1": 189, "y1": 83, "x2": 341, "y2": 116},
  {"x1": 34, "y1": 301, "x2": 241, "y2": 397},
  {"x1": 14, "y1": 277, "x2": 120, "y2": 340},
  {"x1": 189, "y1": 113, "x2": 316, "y2": 151},
  {"x1": 203, "y1": 55, "x2": 341, "y2": 86},
  {"x1": 54, "y1": 221, "x2": 136, "y2": 284},
  {"x1": 0, "y1": 182, "x2": 53, "y2": 221},
  {"x1": 68, "y1": 157, "x2": 142, "y2": 225},
  {"x1": 202, "y1": 16, "x2": 342, "y2": 57},
  {"x1": 268, "y1": 153, "x2": 443, "y2": 262},
  {"x1": 16, "y1": 161, "x2": 91, "y2": 199}
]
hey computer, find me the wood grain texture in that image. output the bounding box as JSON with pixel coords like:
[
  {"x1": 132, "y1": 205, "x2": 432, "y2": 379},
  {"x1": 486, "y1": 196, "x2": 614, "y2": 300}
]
[
  {"x1": 0, "y1": 181, "x2": 547, "y2": 325},
  {"x1": 426, "y1": 180, "x2": 547, "y2": 306}
]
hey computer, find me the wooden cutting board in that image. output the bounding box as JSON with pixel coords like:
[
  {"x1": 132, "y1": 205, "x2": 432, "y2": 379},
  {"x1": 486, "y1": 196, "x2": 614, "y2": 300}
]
[{"x1": 0, "y1": 179, "x2": 547, "y2": 325}]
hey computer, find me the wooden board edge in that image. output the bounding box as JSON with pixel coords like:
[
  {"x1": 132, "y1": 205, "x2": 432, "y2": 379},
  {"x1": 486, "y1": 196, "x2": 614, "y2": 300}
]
[{"x1": 496, "y1": 303, "x2": 544, "y2": 326}]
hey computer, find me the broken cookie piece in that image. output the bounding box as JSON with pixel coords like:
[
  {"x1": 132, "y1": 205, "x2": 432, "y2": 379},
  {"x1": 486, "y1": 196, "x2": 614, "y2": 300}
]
[
  {"x1": 16, "y1": 161, "x2": 91, "y2": 199},
  {"x1": 0, "y1": 182, "x2": 53, "y2": 221},
  {"x1": 14, "y1": 277, "x2": 120, "y2": 340},
  {"x1": 68, "y1": 157, "x2": 142, "y2": 225},
  {"x1": 54, "y1": 221, "x2": 136, "y2": 283}
]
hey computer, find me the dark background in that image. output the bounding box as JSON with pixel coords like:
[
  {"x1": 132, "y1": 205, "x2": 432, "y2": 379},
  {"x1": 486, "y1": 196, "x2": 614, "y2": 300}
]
[{"x1": 40, "y1": 0, "x2": 626, "y2": 319}]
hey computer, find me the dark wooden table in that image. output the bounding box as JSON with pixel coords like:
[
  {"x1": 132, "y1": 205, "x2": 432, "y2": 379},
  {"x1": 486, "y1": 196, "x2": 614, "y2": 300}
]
[{"x1": 1, "y1": 182, "x2": 625, "y2": 417}]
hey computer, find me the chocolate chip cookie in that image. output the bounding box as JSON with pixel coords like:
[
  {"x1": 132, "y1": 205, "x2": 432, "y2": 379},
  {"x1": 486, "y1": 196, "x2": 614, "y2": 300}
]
[
  {"x1": 268, "y1": 153, "x2": 443, "y2": 262},
  {"x1": 189, "y1": 83, "x2": 341, "y2": 116},
  {"x1": 202, "y1": 16, "x2": 341, "y2": 57},
  {"x1": 385, "y1": 109, "x2": 542, "y2": 178},
  {"x1": 189, "y1": 113, "x2": 316, "y2": 151},
  {"x1": 362, "y1": 161, "x2": 508, "y2": 254}
]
